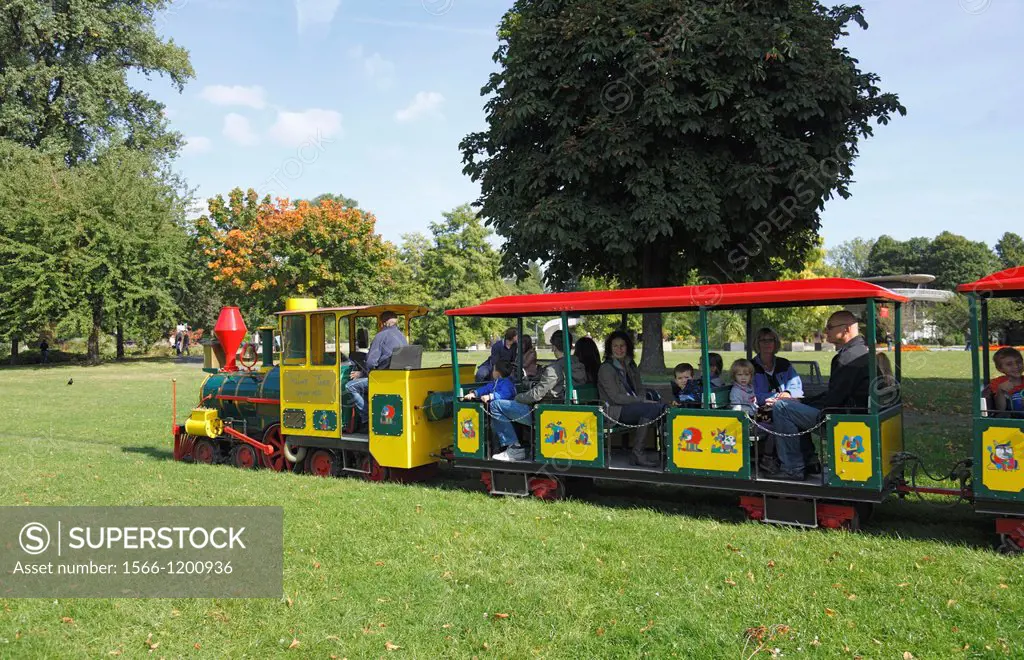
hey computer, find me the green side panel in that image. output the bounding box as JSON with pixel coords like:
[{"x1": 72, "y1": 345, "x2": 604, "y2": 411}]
[
  {"x1": 371, "y1": 393, "x2": 404, "y2": 436},
  {"x1": 974, "y1": 417, "x2": 1024, "y2": 503},
  {"x1": 825, "y1": 413, "x2": 882, "y2": 491},
  {"x1": 665, "y1": 408, "x2": 749, "y2": 479},
  {"x1": 313, "y1": 410, "x2": 338, "y2": 432},
  {"x1": 574, "y1": 384, "x2": 600, "y2": 404},
  {"x1": 534, "y1": 404, "x2": 605, "y2": 469},
  {"x1": 453, "y1": 401, "x2": 486, "y2": 459},
  {"x1": 283, "y1": 408, "x2": 306, "y2": 430}
]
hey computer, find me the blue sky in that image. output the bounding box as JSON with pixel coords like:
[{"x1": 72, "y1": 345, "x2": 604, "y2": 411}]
[{"x1": 145, "y1": 0, "x2": 1022, "y2": 251}]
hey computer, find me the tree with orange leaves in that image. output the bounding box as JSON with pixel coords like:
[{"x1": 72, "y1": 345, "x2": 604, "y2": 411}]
[{"x1": 194, "y1": 188, "x2": 403, "y2": 323}]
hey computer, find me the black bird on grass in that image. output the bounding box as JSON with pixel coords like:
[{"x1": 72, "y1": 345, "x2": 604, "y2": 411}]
[{"x1": 67, "y1": 378, "x2": 73, "y2": 386}]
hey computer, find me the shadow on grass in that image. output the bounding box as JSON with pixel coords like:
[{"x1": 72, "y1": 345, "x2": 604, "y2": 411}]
[{"x1": 122, "y1": 446, "x2": 175, "y2": 461}]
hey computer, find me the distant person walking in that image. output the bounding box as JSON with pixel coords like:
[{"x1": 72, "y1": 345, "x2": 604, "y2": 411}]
[{"x1": 39, "y1": 340, "x2": 49, "y2": 364}]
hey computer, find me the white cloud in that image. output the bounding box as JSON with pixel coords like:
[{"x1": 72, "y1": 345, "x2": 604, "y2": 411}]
[
  {"x1": 269, "y1": 109, "x2": 342, "y2": 147},
  {"x1": 349, "y1": 45, "x2": 395, "y2": 90},
  {"x1": 394, "y1": 91, "x2": 445, "y2": 123},
  {"x1": 294, "y1": 0, "x2": 341, "y2": 33},
  {"x1": 181, "y1": 136, "x2": 212, "y2": 155},
  {"x1": 200, "y1": 84, "x2": 266, "y2": 109},
  {"x1": 222, "y1": 113, "x2": 260, "y2": 146}
]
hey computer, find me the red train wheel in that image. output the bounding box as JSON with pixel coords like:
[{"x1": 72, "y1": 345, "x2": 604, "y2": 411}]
[
  {"x1": 307, "y1": 449, "x2": 337, "y2": 477},
  {"x1": 360, "y1": 454, "x2": 389, "y2": 482},
  {"x1": 259, "y1": 424, "x2": 294, "y2": 472},
  {"x1": 193, "y1": 439, "x2": 217, "y2": 465},
  {"x1": 231, "y1": 444, "x2": 258, "y2": 469}
]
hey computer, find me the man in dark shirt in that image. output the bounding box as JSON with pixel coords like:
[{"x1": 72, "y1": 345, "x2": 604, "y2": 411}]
[
  {"x1": 345, "y1": 311, "x2": 408, "y2": 430},
  {"x1": 768, "y1": 310, "x2": 870, "y2": 480},
  {"x1": 475, "y1": 327, "x2": 518, "y2": 382}
]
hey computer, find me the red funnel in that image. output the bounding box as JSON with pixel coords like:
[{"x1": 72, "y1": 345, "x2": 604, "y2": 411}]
[{"x1": 214, "y1": 306, "x2": 248, "y2": 371}]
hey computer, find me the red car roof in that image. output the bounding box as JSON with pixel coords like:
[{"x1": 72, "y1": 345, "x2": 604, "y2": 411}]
[
  {"x1": 956, "y1": 267, "x2": 1024, "y2": 293},
  {"x1": 446, "y1": 277, "x2": 908, "y2": 317}
]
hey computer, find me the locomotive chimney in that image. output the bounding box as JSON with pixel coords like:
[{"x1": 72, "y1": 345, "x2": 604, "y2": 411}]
[{"x1": 214, "y1": 306, "x2": 248, "y2": 371}]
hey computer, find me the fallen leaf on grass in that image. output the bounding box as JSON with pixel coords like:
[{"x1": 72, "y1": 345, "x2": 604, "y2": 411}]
[
  {"x1": 847, "y1": 594, "x2": 856, "y2": 601},
  {"x1": 375, "y1": 561, "x2": 385, "y2": 567},
  {"x1": 824, "y1": 608, "x2": 836, "y2": 617},
  {"x1": 108, "y1": 651, "x2": 122, "y2": 657},
  {"x1": 947, "y1": 599, "x2": 956, "y2": 607},
  {"x1": 897, "y1": 582, "x2": 910, "y2": 587},
  {"x1": 596, "y1": 627, "x2": 605, "y2": 636},
  {"x1": 144, "y1": 634, "x2": 159, "y2": 651},
  {"x1": 288, "y1": 639, "x2": 300, "y2": 649},
  {"x1": 903, "y1": 653, "x2": 915, "y2": 660},
  {"x1": 170, "y1": 609, "x2": 180, "y2": 617},
  {"x1": 872, "y1": 639, "x2": 881, "y2": 645},
  {"x1": 385, "y1": 641, "x2": 401, "y2": 651},
  {"x1": 493, "y1": 613, "x2": 510, "y2": 620},
  {"x1": 747, "y1": 571, "x2": 755, "y2": 583},
  {"x1": 726, "y1": 543, "x2": 741, "y2": 553},
  {"x1": 640, "y1": 620, "x2": 654, "y2": 633},
  {"x1": 725, "y1": 578, "x2": 737, "y2": 587},
  {"x1": 767, "y1": 560, "x2": 776, "y2": 568},
  {"x1": 313, "y1": 562, "x2": 321, "y2": 569},
  {"x1": 61, "y1": 617, "x2": 74, "y2": 624},
  {"x1": 193, "y1": 643, "x2": 201, "y2": 650},
  {"x1": 999, "y1": 583, "x2": 1009, "y2": 589},
  {"x1": 442, "y1": 624, "x2": 452, "y2": 629}
]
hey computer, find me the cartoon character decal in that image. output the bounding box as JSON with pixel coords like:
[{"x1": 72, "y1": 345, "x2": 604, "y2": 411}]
[
  {"x1": 840, "y1": 435, "x2": 865, "y2": 463},
  {"x1": 544, "y1": 421, "x2": 567, "y2": 444},
  {"x1": 574, "y1": 422, "x2": 591, "y2": 446},
  {"x1": 678, "y1": 427, "x2": 703, "y2": 452},
  {"x1": 460, "y1": 418, "x2": 476, "y2": 440},
  {"x1": 988, "y1": 442, "x2": 1019, "y2": 472},
  {"x1": 710, "y1": 428, "x2": 738, "y2": 454},
  {"x1": 379, "y1": 404, "x2": 396, "y2": 425}
]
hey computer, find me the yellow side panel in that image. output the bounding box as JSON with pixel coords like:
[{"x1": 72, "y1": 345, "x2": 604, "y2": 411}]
[
  {"x1": 536, "y1": 409, "x2": 600, "y2": 463},
  {"x1": 456, "y1": 407, "x2": 481, "y2": 455},
  {"x1": 982, "y1": 426, "x2": 1024, "y2": 493},
  {"x1": 879, "y1": 413, "x2": 904, "y2": 477},
  {"x1": 832, "y1": 421, "x2": 873, "y2": 482},
  {"x1": 369, "y1": 366, "x2": 474, "y2": 469},
  {"x1": 670, "y1": 414, "x2": 744, "y2": 472},
  {"x1": 280, "y1": 366, "x2": 340, "y2": 438}
]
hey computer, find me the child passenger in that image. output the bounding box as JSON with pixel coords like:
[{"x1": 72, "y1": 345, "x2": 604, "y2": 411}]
[
  {"x1": 463, "y1": 360, "x2": 516, "y2": 404},
  {"x1": 671, "y1": 363, "x2": 700, "y2": 403},
  {"x1": 729, "y1": 359, "x2": 758, "y2": 416},
  {"x1": 702, "y1": 352, "x2": 726, "y2": 387},
  {"x1": 991, "y1": 347, "x2": 1024, "y2": 413}
]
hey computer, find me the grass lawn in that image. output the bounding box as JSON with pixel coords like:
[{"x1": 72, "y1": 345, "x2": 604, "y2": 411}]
[{"x1": 1, "y1": 350, "x2": 1022, "y2": 658}]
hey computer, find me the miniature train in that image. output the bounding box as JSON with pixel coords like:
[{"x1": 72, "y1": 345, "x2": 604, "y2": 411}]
[{"x1": 171, "y1": 269, "x2": 1024, "y2": 552}]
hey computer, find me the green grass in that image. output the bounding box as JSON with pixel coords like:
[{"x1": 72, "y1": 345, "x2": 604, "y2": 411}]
[{"x1": 1, "y1": 351, "x2": 1022, "y2": 658}]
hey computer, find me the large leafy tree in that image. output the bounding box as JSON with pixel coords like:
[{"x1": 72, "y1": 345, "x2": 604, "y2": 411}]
[
  {"x1": 402, "y1": 205, "x2": 513, "y2": 349},
  {"x1": 922, "y1": 231, "x2": 998, "y2": 291},
  {"x1": 194, "y1": 189, "x2": 403, "y2": 325},
  {"x1": 826, "y1": 237, "x2": 875, "y2": 278},
  {"x1": 996, "y1": 232, "x2": 1024, "y2": 270},
  {"x1": 0, "y1": 0, "x2": 193, "y2": 162},
  {"x1": 461, "y1": 0, "x2": 904, "y2": 370},
  {"x1": 864, "y1": 235, "x2": 930, "y2": 276}
]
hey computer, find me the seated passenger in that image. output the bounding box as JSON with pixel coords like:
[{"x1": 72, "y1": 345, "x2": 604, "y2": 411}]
[
  {"x1": 475, "y1": 327, "x2": 518, "y2": 383},
  {"x1": 344, "y1": 311, "x2": 408, "y2": 431},
  {"x1": 574, "y1": 336, "x2": 601, "y2": 385},
  {"x1": 598, "y1": 330, "x2": 667, "y2": 467},
  {"x1": 702, "y1": 352, "x2": 726, "y2": 388},
  {"x1": 520, "y1": 334, "x2": 538, "y2": 379},
  {"x1": 463, "y1": 359, "x2": 516, "y2": 404},
  {"x1": 752, "y1": 327, "x2": 804, "y2": 406},
  {"x1": 992, "y1": 347, "x2": 1024, "y2": 413},
  {"x1": 729, "y1": 359, "x2": 758, "y2": 416},
  {"x1": 489, "y1": 330, "x2": 586, "y2": 462},
  {"x1": 769, "y1": 311, "x2": 868, "y2": 480},
  {"x1": 671, "y1": 363, "x2": 700, "y2": 404}
]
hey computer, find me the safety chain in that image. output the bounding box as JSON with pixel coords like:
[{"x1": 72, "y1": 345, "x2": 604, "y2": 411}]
[
  {"x1": 743, "y1": 412, "x2": 830, "y2": 437},
  {"x1": 469, "y1": 398, "x2": 538, "y2": 425},
  {"x1": 598, "y1": 405, "x2": 672, "y2": 429}
]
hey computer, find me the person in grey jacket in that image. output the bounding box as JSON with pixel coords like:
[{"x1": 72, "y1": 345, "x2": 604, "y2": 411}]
[
  {"x1": 488, "y1": 330, "x2": 586, "y2": 462},
  {"x1": 597, "y1": 330, "x2": 666, "y2": 467}
]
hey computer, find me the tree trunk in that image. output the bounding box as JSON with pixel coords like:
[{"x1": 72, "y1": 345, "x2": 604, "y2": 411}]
[
  {"x1": 9, "y1": 335, "x2": 19, "y2": 365},
  {"x1": 88, "y1": 301, "x2": 103, "y2": 365},
  {"x1": 637, "y1": 242, "x2": 671, "y2": 374},
  {"x1": 116, "y1": 322, "x2": 125, "y2": 360}
]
